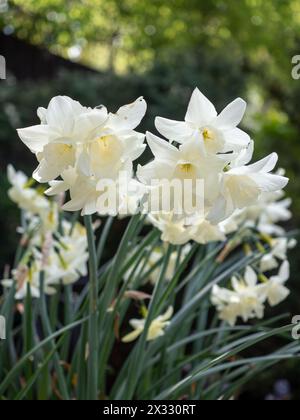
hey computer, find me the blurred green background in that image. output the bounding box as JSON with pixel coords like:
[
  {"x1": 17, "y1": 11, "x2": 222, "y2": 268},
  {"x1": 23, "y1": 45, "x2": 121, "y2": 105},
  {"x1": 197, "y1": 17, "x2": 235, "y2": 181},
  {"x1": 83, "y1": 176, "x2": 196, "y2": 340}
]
[{"x1": 0, "y1": 0, "x2": 300, "y2": 398}]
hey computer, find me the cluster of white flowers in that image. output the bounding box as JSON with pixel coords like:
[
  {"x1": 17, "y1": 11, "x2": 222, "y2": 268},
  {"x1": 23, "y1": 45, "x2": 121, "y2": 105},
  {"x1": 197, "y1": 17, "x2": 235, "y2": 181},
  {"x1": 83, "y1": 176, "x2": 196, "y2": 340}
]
[
  {"x1": 17, "y1": 89, "x2": 288, "y2": 243},
  {"x1": 2, "y1": 166, "x2": 88, "y2": 299},
  {"x1": 7, "y1": 165, "x2": 58, "y2": 231},
  {"x1": 18, "y1": 95, "x2": 147, "y2": 216},
  {"x1": 211, "y1": 179, "x2": 296, "y2": 326},
  {"x1": 136, "y1": 88, "x2": 288, "y2": 245},
  {"x1": 212, "y1": 262, "x2": 291, "y2": 327},
  {"x1": 14, "y1": 89, "x2": 294, "y2": 331}
]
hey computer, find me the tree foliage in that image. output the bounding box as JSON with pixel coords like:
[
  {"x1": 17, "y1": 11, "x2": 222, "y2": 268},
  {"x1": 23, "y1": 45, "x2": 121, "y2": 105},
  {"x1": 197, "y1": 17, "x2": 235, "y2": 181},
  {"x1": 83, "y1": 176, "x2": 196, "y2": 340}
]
[{"x1": 2, "y1": 0, "x2": 300, "y2": 75}]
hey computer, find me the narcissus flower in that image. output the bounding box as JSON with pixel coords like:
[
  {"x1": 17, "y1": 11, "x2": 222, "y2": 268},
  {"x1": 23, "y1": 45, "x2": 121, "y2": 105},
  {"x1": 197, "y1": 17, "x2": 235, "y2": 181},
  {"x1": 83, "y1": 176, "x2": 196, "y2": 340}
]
[
  {"x1": 155, "y1": 88, "x2": 250, "y2": 154},
  {"x1": 122, "y1": 306, "x2": 173, "y2": 343},
  {"x1": 262, "y1": 261, "x2": 290, "y2": 307},
  {"x1": 17, "y1": 89, "x2": 289, "y2": 237},
  {"x1": 137, "y1": 91, "x2": 288, "y2": 242},
  {"x1": 18, "y1": 96, "x2": 108, "y2": 183},
  {"x1": 260, "y1": 238, "x2": 296, "y2": 273},
  {"x1": 147, "y1": 212, "x2": 229, "y2": 245},
  {"x1": 208, "y1": 150, "x2": 289, "y2": 224},
  {"x1": 45, "y1": 221, "x2": 88, "y2": 286},
  {"x1": 7, "y1": 165, "x2": 50, "y2": 216},
  {"x1": 212, "y1": 261, "x2": 292, "y2": 326},
  {"x1": 212, "y1": 266, "x2": 266, "y2": 326},
  {"x1": 2, "y1": 176, "x2": 90, "y2": 299},
  {"x1": 138, "y1": 132, "x2": 229, "y2": 213},
  {"x1": 18, "y1": 96, "x2": 147, "y2": 216}
]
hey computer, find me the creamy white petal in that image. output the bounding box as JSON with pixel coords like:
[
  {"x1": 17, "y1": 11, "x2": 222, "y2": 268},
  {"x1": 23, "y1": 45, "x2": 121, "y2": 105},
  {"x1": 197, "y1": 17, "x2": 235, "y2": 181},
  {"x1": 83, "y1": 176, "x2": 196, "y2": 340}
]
[
  {"x1": 17, "y1": 125, "x2": 57, "y2": 153},
  {"x1": 223, "y1": 127, "x2": 250, "y2": 150},
  {"x1": 45, "y1": 180, "x2": 68, "y2": 196},
  {"x1": 231, "y1": 140, "x2": 254, "y2": 167},
  {"x1": 246, "y1": 153, "x2": 279, "y2": 174},
  {"x1": 75, "y1": 108, "x2": 108, "y2": 139},
  {"x1": 33, "y1": 159, "x2": 64, "y2": 183},
  {"x1": 46, "y1": 96, "x2": 78, "y2": 134},
  {"x1": 159, "y1": 306, "x2": 174, "y2": 322},
  {"x1": 214, "y1": 98, "x2": 247, "y2": 129},
  {"x1": 278, "y1": 260, "x2": 290, "y2": 283},
  {"x1": 37, "y1": 107, "x2": 47, "y2": 123},
  {"x1": 137, "y1": 161, "x2": 175, "y2": 184},
  {"x1": 245, "y1": 266, "x2": 258, "y2": 287},
  {"x1": 146, "y1": 132, "x2": 179, "y2": 161},
  {"x1": 109, "y1": 97, "x2": 147, "y2": 131},
  {"x1": 155, "y1": 117, "x2": 194, "y2": 143},
  {"x1": 62, "y1": 195, "x2": 91, "y2": 212},
  {"x1": 250, "y1": 173, "x2": 289, "y2": 192},
  {"x1": 207, "y1": 194, "x2": 233, "y2": 224},
  {"x1": 185, "y1": 88, "x2": 217, "y2": 125},
  {"x1": 122, "y1": 328, "x2": 143, "y2": 343}
]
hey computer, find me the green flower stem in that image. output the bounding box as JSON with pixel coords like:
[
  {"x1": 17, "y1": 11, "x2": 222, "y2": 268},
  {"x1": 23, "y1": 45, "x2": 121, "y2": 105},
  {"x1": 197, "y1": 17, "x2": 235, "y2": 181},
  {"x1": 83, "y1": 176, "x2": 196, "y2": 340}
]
[
  {"x1": 84, "y1": 215, "x2": 99, "y2": 400},
  {"x1": 39, "y1": 272, "x2": 70, "y2": 400}
]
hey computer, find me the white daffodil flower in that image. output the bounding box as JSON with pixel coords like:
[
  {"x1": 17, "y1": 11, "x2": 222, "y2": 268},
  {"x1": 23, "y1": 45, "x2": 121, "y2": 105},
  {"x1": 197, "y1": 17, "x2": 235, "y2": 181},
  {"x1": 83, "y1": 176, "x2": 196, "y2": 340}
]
[
  {"x1": 122, "y1": 306, "x2": 173, "y2": 343},
  {"x1": 155, "y1": 88, "x2": 250, "y2": 154},
  {"x1": 18, "y1": 96, "x2": 108, "y2": 183},
  {"x1": 262, "y1": 261, "x2": 290, "y2": 307},
  {"x1": 7, "y1": 165, "x2": 50, "y2": 215},
  {"x1": 231, "y1": 267, "x2": 266, "y2": 322},
  {"x1": 20, "y1": 96, "x2": 147, "y2": 216},
  {"x1": 189, "y1": 218, "x2": 226, "y2": 244},
  {"x1": 212, "y1": 260, "x2": 292, "y2": 326},
  {"x1": 209, "y1": 152, "x2": 289, "y2": 224},
  {"x1": 2, "y1": 218, "x2": 89, "y2": 298},
  {"x1": 227, "y1": 185, "x2": 292, "y2": 238},
  {"x1": 46, "y1": 223, "x2": 88, "y2": 286},
  {"x1": 147, "y1": 213, "x2": 191, "y2": 245},
  {"x1": 2, "y1": 262, "x2": 57, "y2": 300},
  {"x1": 148, "y1": 212, "x2": 227, "y2": 246},
  {"x1": 260, "y1": 237, "x2": 296, "y2": 273},
  {"x1": 138, "y1": 132, "x2": 229, "y2": 212},
  {"x1": 78, "y1": 97, "x2": 147, "y2": 180},
  {"x1": 257, "y1": 196, "x2": 292, "y2": 236},
  {"x1": 211, "y1": 285, "x2": 242, "y2": 327},
  {"x1": 211, "y1": 266, "x2": 266, "y2": 326}
]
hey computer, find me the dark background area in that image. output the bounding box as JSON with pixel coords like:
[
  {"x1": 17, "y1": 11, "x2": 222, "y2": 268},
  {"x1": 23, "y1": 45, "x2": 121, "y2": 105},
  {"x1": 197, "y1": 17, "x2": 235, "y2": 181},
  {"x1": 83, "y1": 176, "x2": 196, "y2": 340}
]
[{"x1": 0, "y1": 0, "x2": 299, "y2": 399}]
